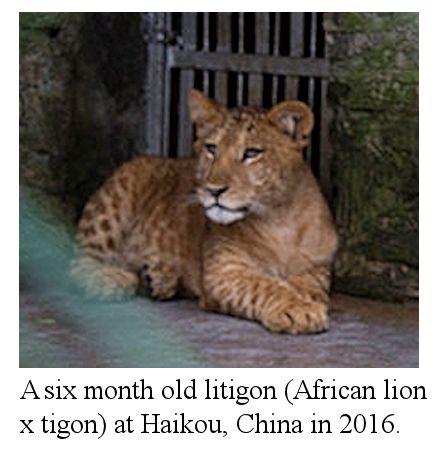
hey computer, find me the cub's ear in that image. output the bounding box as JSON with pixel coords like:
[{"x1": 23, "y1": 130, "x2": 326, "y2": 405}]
[
  {"x1": 188, "y1": 90, "x2": 226, "y2": 136},
  {"x1": 267, "y1": 100, "x2": 314, "y2": 147}
]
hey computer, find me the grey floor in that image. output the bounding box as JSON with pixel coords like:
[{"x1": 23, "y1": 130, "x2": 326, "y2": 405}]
[{"x1": 20, "y1": 290, "x2": 418, "y2": 368}]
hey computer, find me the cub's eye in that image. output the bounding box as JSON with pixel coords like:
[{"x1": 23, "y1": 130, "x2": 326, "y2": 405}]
[
  {"x1": 242, "y1": 147, "x2": 264, "y2": 161},
  {"x1": 205, "y1": 143, "x2": 217, "y2": 157}
]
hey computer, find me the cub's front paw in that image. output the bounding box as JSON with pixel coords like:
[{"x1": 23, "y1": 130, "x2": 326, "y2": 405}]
[
  {"x1": 137, "y1": 263, "x2": 178, "y2": 300},
  {"x1": 262, "y1": 302, "x2": 328, "y2": 334}
]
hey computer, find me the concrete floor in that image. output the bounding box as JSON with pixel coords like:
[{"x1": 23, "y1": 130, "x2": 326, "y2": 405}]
[{"x1": 20, "y1": 290, "x2": 418, "y2": 368}]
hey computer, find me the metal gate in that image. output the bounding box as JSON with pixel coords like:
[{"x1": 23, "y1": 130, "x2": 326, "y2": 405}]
[{"x1": 141, "y1": 12, "x2": 332, "y2": 198}]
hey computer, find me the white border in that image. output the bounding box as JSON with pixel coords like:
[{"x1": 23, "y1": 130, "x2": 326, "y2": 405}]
[{"x1": 4, "y1": 3, "x2": 437, "y2": 450}]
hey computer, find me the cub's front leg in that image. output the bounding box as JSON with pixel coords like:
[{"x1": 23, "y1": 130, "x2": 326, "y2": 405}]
[{"x1": 201, "y1": 258, "x2": 329, "y2": 334}]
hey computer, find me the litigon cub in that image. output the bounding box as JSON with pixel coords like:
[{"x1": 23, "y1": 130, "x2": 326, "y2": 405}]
[{"x1": 72, "y1": 90, "x2": 338, "y2": 334}]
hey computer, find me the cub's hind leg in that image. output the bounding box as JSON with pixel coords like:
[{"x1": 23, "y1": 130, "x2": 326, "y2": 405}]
[
  {"x1": 137, "y1": 258, "x2": 179, "y2": 300},
  {"x1": 71, "y1": 255, "x2": 138, "y2": 299},
  {"x1": 124, "y1": 221, "x2": 181, "y2": 300},
  {"x1": 72, "y1": 164, "x2": 140, "y2": 299}
]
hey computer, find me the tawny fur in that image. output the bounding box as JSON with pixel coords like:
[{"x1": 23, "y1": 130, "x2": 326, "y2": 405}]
[{"x1": 72, "y1": 90, "x2": 337, "y2": 334}]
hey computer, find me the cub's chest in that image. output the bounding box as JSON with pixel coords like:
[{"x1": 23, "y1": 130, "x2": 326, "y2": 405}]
[
  {"x1": 225, "y1": 218, "x2": 310, "y2": 278},
  {"x1": 262, "y1": 223, "x2": 310, "y2": 275}
]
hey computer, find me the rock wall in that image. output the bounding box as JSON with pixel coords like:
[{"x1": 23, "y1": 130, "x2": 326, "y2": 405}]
[
  {"x1": 324, "y1": 13, "x2": 419, "y2": 301},
  {"x1": 20, "y1": 13, "x2": 146, "y2": 220}
]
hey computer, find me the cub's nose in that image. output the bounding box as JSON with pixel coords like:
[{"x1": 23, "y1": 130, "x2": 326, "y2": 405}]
[{"x1": 206, "y1": 185, "x2": 229, "y2": 198}]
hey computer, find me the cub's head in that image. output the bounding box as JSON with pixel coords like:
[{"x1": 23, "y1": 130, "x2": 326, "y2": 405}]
[{"x1": 189, "y1": 89, "x2": 314, "y2": 225}]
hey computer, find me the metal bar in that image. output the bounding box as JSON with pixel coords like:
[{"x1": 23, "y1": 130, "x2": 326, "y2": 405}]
[
  {"x1": 168, "y1": 49, "x2": 329, "y2": 78},
  {"x1": 215, "y1": 13, "x2": 230, "y2": 105},
  {"x1": 285, "y1": 12, "x2": 304, "y2": 100},
  {"x1": 319, "y1": 80, "x2": 332, "y2": 201},
  {"x1": 248, "y1": 13, "x2": 270, "y2": 105},
  {"x1": 305, "y1": 79, "x2": 315, "y2": 165},
  {"x1": 143, "y1": 13, "x2": 167, "y2": 156},
  {"x1": 306, "y1": 13, "x2": 318, "y2": 165},
  {"x1": 162, "y1": 13, "x2": 173, "y2": 154},
  {"x1": 178, "y1": 13, "x2": 197, "y2": 157},
  {"x1": 309, "y1": 12, "x2": 318, "y2": 58},
  {"x1": 202, "y1": 12, "x2": 210, "y2": 93},
  {"x1": 272, "y1": 12, "x2": 281, "y2": 104},
  {"x1": 237, "y1": 12, "x2": 245, "y2": 105}
]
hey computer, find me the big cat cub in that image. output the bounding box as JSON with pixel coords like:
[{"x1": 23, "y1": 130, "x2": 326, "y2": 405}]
[{"x1": 72, "y1": 90, "x2": 337, "y2": 334}]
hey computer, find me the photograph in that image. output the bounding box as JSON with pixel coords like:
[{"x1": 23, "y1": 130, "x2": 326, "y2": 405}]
[{"x1": 19, "y1": 12, "x2": 419, "y2": 368}]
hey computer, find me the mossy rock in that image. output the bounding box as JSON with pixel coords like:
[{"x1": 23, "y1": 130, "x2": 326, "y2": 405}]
[
  {"x1": 20, "y1": 13, "x2": 146, "y2": 218},
  {"x1": 326, "y1": 13, "x2": 419, "y2": 301}
]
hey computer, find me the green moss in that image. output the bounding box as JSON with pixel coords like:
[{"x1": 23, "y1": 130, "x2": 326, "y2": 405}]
[
  {"x1": 338, "y1": 12, "x2": 418, "y2": 34},
  {"x1": 328, "y1": 12, "x2": 419, "y2": 300},
  {"x1": 20, "y1": 12, "x2": 65, "y2": 31},
  {"x1": 338, "y1": 13, "x2": 383, "y2": 32},
  {"x1": 19, "y1": 12, "x2": 83, "y2": 53}
]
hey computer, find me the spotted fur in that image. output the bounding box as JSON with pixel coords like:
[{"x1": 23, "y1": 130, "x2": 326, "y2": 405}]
[{"x1": 72, "y1": 90, "x2": 337, "y2": 334}]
